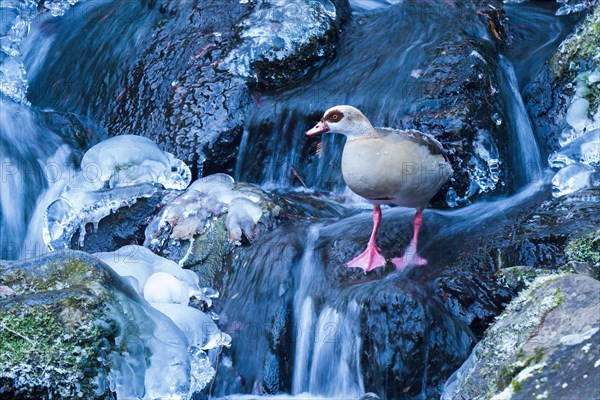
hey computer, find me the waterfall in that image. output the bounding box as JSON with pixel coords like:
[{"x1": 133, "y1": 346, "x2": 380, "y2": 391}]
[
  {"x1": 292, "y1": 226, "x2": 364, "y2": 398},
  {"x1": 498, "y1": 55, "x2": 543, "y2": 184},
  {"x1": 291, "y1": 226, "x2": 321, "y2": 393},
  {"x1": 0, "y1": 99, "x2": 71, "y2": 259}
]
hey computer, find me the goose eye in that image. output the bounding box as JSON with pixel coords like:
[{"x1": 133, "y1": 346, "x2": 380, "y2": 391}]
[{"x1": 332, "y1": 114, "x2": 339, "y2": 120}]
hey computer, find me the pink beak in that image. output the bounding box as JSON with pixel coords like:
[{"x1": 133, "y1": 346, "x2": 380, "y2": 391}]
[{"x1": 306, "y1": 121, "x2": 329, "y2": 136}]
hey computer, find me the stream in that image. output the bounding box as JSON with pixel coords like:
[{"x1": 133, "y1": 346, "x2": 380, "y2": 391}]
[{"x1": 0, "y1": 0, "x2": 597, "y2": 399}]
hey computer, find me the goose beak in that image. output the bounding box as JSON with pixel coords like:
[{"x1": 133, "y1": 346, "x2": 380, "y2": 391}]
[{"x1": 306, "y1": 121, "x2": 329, "y2": 136}]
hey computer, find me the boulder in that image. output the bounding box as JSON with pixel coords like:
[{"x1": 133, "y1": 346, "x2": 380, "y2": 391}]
[
  {"x1": 441, "y1": 273, "x2": 600, "y2": 400},
  {"x1": 0, "y1": 251, "x2": 194, "y2": 399},
  {"x1": 70, "y1": 193, "x2": 164, "y2": 253}
]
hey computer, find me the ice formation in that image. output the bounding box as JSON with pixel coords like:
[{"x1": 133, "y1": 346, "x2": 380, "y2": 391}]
[
  {"x1": 472, "y1": 129, "x2": 501, "y2": 192},
  {"x1": 226, "y1": 197, "x2": 263, "y2": 243},
  {"x1": 555, "y1": 0, "x2": 592, "y2": 15},
  {"x1": 551, "y1": 69, "x2": 600, "y2": 197},
  {"x1": 222, "y1": 0, "x2": 337, "y2": 80},
  {"x1": 77, "y1": 135, "x2": 190, "y2": 191},
  {"x1": 95, "y1": 245, "x2": 231, "y2": 397},
  {"x1": 102, "y1": 292, "x2": 193, "y2": 400},
  {"x1": 145, "y1": 173, "x2": 269, "y2": 259},
  {"x1": 43, "y1": 135, "x2": 191, "y2": 250},
  {"x1": 551, "y1": 163, "x2": 595, "y2": 197}
]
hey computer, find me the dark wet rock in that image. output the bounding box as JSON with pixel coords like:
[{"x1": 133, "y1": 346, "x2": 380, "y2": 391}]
[
  {"x1": 27, "y1": 0, "x2": 350, "y2": 177},
  {"x1": 104, "y1": 0, "x2": 251, "y2": 176},
  {"x1": 0, "y1": 251, "x2": 190, "y2": 399},
  {"x1": 359, "y1": 279, "x2": 475, "y2": 400},
  {"x1": 223, "y1": 0, "x2": 350, "y2": 89},
  {"x1": 442, "y1": 273, "x2": 600, "y2": 400},
  {"x1": 109, "y1": 0, "x2": 349, "y2": 176},
  {"x1": 404, "y1": 41, "x2": 510, "y2": 206},
  {"x1": 462, "y1": 186, "x2": 600, "y2": 290},
  {"x1": 70, "y1": 193, "x2": 163, "y2": 254},
  {"x1": 212, "y1": 227, "x2": 302, "y2": 396},
  {"x1": 214, "y1": 209, "x2": 507, "y2": 399},
  {"x1": 315, "y1": 205, "x2": 523, "y2": 399},
  {"x1": 39, "y1": 110, "x2": 105, "y2": 154},
  {"x1": 214, "y1": 188, "x2": 527, "y2": 398}
]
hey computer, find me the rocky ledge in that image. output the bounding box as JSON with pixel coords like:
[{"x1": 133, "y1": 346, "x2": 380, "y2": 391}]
[{"x1": 442, "y1": 273, "x2": 600, "y2": 400}]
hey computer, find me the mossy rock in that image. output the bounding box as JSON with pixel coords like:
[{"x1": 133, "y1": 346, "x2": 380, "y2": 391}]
[
  {"x1": 0, "y1": 251, "x2": 190, "y2": 399},
  {"x1": 185, "y1": 216, "x2": 232, "y2": 288},
  {"x1": 551, "y1": 5, "x2": 600, "y2": 80},
  {"x1": 0, "y1": 289, "x2": 107, "y2": 399},
  {"x1": 565, "y1": 230, "x2": 600, "y2": 265},
  {"x1": 565, "y1": 230, "x2": 600, "y2": 279},
  {"x1": 442, "y1": 274, "x2": 600, "y2": 400}
]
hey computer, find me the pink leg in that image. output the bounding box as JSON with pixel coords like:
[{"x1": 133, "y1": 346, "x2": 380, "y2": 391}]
[
  {"x1": 347, "y1": 205, "x2": 387, "y2": 272},
  {"x1": 392, "y1": 209, "x2": 427, "y2": 270}
]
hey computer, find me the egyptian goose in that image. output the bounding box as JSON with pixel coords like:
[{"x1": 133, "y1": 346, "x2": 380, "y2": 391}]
[{"x1": 307, "y1": 105, "x2": 453, "y2": 271}]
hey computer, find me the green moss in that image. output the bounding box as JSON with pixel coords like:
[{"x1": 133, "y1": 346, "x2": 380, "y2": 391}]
[
  {"x1": 565, "y1": 230, "x2": 600, "y2": 265},
  {"x1": 552, "y1": 362, "x2": 561, "y2": 369},
  {"x1": 555, "y1": 291, "x2": 564, "y2": 307},
  {"x1": 499, "y1": 347, "x2": 545, "y2": 391},
  {"x1": 511, "y1": 378, "x2": 523, "y2": 393},
  {"x1": 533, "y1": 347, "x2": 544, "y2": 363},
  {"x1": 0, "y1": 294, "x2": 107, "y2": 398},
  {"x1": 188, "y1": 216, "x2": 231, "y2": 287},
  {"x1": 551, "y1": 6, "x2": 600, "y2": 79},
  {"x1": 0, "y1": 258, "x2": 104, "y2": 294}
]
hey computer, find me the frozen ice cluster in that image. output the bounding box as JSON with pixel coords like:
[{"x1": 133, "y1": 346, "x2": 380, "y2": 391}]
[
  {"x1": 223, "y1": 0, "x2": 338, "y2": 80},
  {"x1": 502, "y1": 0, "x2": 593, "y2": 15},
  {"x1": 43, "y1": 135, "x2": 191, "y2": 250},
  {"x1": 95, "y1": 245, "x2": 231, "y2": 397},
  {"x1": 550, "y1": 70, "x2": 600, "y2": 197},
  {"x1": 145, "y1": 173, "x2": 271, "y2": 262},
  {"x1": 445, "y1": 129, "x2": 501, "y2": 207},
  {"x1": 555, "y1": 0, "x2": 596, "y2": 15},
  {"x1": 0, "y1": 0, "x2": 81, "y2": 102}
]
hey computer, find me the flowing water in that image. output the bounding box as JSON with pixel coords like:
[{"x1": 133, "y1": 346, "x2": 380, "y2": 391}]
[
  {"x1": 498, "y1": 55, "x2": 543, "y2": 184},
  {"x1": 0, "y1": 0, "x2": 592, "y2": 399}
]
